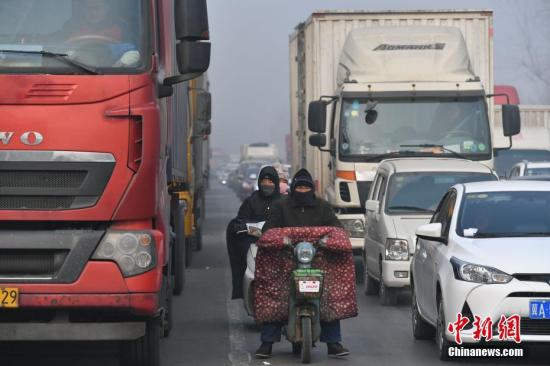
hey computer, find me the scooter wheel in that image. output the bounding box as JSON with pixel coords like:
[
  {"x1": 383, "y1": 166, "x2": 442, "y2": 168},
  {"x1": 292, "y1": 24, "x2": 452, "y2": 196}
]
[{"x1": 301, "y1": 317, "x2": 312, "y2": 364}]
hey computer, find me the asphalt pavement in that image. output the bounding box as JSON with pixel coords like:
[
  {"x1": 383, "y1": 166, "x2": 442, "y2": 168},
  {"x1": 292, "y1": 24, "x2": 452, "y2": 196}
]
[{"x1": 2, "y1": 182, "x2": 550, "y2": 365}]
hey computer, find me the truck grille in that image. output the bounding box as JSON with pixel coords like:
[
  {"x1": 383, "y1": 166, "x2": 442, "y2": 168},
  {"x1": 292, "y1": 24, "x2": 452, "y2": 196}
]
[
  {"x1": 0, "y1": 250, "x2": 67, "y2": 277},
  {"x1": 0, "y1": 171, "x2": 87, "y2": 189},
  {"x1": 0, "y1": 196, "x2": 75, "y2": 210},
  {"x1": 0, "y1": 151, "x2": 115, "y2": 211},
  {"x1": 521, "y1": 318, "x2": 550, "y2": 336}
]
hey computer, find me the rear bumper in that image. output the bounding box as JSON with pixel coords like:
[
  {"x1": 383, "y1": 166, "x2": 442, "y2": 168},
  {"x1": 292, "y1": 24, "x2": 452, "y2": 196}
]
[{"x1": 0, "y1": 321, "x2": 145, "y2": 341}]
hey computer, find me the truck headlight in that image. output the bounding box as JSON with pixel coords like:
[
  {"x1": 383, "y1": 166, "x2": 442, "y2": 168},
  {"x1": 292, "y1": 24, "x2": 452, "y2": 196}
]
[
  {"x1": 451, "y1": 257, "x2": 512, "y2": 284},
  {"x1": 93, "y1": 231, "x2": 156, "y2": 277},
  {"x1": 385, "y1": 239, "x2": 409, "y2": 261},
  {"x1": 340, "y1": 218, "x2": 365, "y2": 238},
  {"x1": 295, "y1": 242, "x2": 316, "y2": 264}
]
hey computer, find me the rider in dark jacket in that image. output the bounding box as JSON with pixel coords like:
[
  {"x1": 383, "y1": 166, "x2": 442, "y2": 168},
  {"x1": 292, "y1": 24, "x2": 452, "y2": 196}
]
[
  {"x1": 255, "y1": 168, "x2": 349, "y2": 359},
  {"x1": 226, "y1": 166, "x2": 281, "y2": 299}
]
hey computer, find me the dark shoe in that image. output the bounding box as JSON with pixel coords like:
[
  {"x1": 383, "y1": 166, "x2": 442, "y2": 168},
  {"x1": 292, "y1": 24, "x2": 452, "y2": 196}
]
[
  {"x1": 255, "y1": 342, "x2": 273, "y2": 359},
  {"x1": 327, "y1": 342, "x2": 350, "y2": 357}
]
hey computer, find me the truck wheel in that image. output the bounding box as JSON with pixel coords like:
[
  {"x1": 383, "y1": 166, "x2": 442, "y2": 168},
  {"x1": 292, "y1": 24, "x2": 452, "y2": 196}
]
[
  {"x1": 411, "y1": 287, "x2": 435, "y2": 339},
  {"x1": 379, "y1": 269, "x2": 399, "y2": 306},
  {"x1": 193, "y1": 224, "x2": 203, "y2": 252},
  {"x1": 172, "y1": 204, "x2": 187, "y2": 296},
  {"x1": 120, "y1": 318, "x2": 161, "y2": 366},
  {"x1": 162, "y1": 276, "x2": 173, "y2": 337},
  {"x1": 301, "y1": 317, "x2": 312, "y2": 364},
  {"x1": 185, "y1": 237, "x2": 193, "y2": 267}
]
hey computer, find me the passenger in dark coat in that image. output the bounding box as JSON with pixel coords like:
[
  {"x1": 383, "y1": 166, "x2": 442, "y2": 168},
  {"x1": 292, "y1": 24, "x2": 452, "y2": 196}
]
[
  {"x1": 255, "y1": 168, "x2": 350, "y2": 359},
  {"x1": 262, "y1": 169, "x2": 341, "y2": 231},
  {"x1": 226, "y1": 166, "x2": 281, "y2": 299}
]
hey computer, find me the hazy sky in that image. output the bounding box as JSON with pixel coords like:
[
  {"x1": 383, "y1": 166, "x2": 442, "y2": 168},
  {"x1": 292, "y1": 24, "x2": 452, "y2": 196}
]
[{"x1": 207, "y1": 0, "x2": 549, "y2": 159}]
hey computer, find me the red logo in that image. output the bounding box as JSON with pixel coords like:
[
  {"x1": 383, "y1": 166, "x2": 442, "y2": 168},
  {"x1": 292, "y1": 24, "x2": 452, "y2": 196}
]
[{"x1": 448, "y1": 314, "x2": 522, "y2": 344}]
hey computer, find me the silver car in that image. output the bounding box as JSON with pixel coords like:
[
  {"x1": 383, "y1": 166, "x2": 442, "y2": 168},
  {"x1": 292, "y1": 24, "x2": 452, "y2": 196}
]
[{"x1": 363, "y1": 158, "x2": 497, "y2": 305}]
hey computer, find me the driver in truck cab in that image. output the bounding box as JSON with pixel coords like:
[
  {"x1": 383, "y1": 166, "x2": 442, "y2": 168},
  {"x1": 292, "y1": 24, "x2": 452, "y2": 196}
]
[{"x1": 56, "y1": 0, "x2": 139, "y2": 67}]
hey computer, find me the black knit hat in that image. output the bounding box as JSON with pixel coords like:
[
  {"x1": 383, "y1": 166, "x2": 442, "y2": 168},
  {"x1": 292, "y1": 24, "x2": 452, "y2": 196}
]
[{"x1": 290, "y1": 168, "x2": 314, "y2": 192}]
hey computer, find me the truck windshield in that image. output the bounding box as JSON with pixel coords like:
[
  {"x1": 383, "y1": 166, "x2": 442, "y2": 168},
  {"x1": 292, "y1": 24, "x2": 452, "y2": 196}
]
[
  {"x1": 386, "y1": 172, "x2": 496, "y2": 214},
  {"x1": 0, "y1": 0, "x2": 149, "y2": 74},
  {"x1": 339, "y1": 97, "x2": 491, "y2": 161}
]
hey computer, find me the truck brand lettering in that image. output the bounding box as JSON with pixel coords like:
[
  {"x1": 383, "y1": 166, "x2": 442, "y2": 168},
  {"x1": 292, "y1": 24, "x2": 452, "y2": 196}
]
[
  {"x1": 0, "y1": 132, "x2": 15, "y2": 145},
  {"x1": 0, "y1": 131, "x2": 43, "y2": 146},
  {"x1": 373, "y1": 43, "x2": 446, "y2": 51},
  {"x1": 20, "y1": 131, "x2": 44, "y2": 146}
]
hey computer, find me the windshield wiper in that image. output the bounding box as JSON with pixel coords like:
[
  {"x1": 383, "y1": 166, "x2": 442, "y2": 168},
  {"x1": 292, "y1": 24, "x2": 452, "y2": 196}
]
[
  {"x1": 364, "y1": 150, "x2": 420, "y2": 162},
  {"x1": 0, "y1": 49, "x2": 100, "y2": 75},
  {"x1": 387, "y1": 205, "x2": 434, "y2": 213},
  {"x1": 400, "y1": 144, "x2": 468, "y2": 160}
]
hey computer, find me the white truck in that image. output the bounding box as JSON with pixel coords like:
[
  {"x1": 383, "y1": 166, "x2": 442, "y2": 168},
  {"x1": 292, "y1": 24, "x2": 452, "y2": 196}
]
[
  {"x1": 290, "y1": 10, "x2": 520, "y2": 251},
  {"x1": 240, "y1": 143, "x2": 279, "y2": 162}
]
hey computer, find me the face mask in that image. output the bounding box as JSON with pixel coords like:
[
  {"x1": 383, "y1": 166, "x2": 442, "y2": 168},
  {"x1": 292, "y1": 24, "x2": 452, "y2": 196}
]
[
  {"x1": 260, "y1": 184, "x2": 275, "y2": 197},
  {"x1": 291, "y1": 190, "x2": 315, "y2": 206},
  {"x1": 279, "y1": 182, "x2": 289, "y2": 194}
]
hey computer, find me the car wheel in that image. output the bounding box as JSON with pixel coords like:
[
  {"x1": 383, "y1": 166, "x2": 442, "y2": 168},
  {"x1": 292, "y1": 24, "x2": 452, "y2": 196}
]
[
  {"x1": 411, "y1": 286, "x2": 435, "y2": 339},
  {"x1": 436, "y1": 298, "x2": 451, "y2": 361},
  {"x1": 379, "y1": 266, "x2": 398, "y2": 306},
  {"x1": 364, "y1": 258, "x2": 379, "y2": 296}
]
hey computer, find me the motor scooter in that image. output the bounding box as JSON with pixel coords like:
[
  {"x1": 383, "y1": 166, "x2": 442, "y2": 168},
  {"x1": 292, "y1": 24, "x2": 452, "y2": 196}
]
[{"x1": 244, "y1": 235, "x2": 324, "y2": 364}]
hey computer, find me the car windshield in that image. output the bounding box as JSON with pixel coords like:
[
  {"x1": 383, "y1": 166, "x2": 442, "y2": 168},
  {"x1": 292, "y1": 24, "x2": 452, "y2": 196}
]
[
  {"x1": 339, "y1": 97, "x2": 491, "y2": 161},
  {"x1": 0, "y1": 0, "x2": 149, "y2": 74},
  {"x1": 386, "y1": 172, "x2": 496, "y2": 214},
  {"x1": 458, "y1": 191, "x2": 550, "y2": 237},
  {"x1": 494, "y1": 149, "x2": 550, "y2": 177},
  {"x1": 526, "y1": 167, "x2": 550, "y2": 176}
]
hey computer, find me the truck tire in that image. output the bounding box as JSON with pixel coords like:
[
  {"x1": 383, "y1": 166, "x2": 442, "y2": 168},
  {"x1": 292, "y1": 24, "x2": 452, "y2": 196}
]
[
  {"x1": 185, "y1": 237, "x2": 193, "y2": 267},
  {"x1": 162, "y1": 275, "x2": 173, "y2": 337},
  {"x1": 120, "y1": 318, "x2": 161, "y2": 366},
  {"x1": 193, "y1": 223, "x2": 203, "y2": 252},
  {"x1": 173, "y1": 205, "x2": 186, "y2": 295}
]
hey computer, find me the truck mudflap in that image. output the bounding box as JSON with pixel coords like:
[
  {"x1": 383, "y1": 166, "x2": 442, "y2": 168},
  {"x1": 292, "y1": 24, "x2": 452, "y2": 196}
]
[{"x1": 0, "y1": 321, "x2": 146, "y2": 341}]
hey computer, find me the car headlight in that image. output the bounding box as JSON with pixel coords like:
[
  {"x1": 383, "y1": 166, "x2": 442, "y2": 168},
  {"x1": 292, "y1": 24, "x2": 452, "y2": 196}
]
[
  {"x1": 450, "y1": 257, "x2": 512, "y2": 284},
  {"x1": 340, "y1": 218, "x2": 365, "y2": 238},
  {"x1": 93, "y1": 231, "x2": 156, "y2": 277},
  {"x1": 294, "y1": 242, "x2": 316, "y2": 264},
  {"x1": 385, "y1": 239, "x2": 409, "y2": 261}
]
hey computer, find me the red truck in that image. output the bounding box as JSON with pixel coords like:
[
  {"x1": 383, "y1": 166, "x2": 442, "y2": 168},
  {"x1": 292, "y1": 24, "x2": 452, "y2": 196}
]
[{"x1": 0, "y1": 0, "x2": 210, "y2": 365}]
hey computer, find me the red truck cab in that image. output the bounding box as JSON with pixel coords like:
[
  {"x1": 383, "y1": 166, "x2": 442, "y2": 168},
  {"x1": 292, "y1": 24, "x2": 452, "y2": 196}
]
[{"x1": 0, "y1": 1, "x2": 210, "y2": 365}]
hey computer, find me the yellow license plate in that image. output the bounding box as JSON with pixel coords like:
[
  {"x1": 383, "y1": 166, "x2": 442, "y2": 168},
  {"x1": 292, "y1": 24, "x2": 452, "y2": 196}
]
[{"x1": 0, "y1": 288, "x2": 19, "y2": 308}]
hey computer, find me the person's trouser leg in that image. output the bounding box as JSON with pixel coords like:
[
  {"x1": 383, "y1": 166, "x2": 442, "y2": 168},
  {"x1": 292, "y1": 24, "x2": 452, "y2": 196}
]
[
  {"x1": 260, "y1": 322, "x2": 283, "y2": 343},
  {"x1": 319, "y1": 320, "x2": 341, "y2": 343}
]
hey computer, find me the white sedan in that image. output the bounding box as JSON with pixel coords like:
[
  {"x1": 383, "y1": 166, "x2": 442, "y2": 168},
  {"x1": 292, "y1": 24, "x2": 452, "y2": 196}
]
[{"x1": 411, "y1": 181, "x2": 550, "y2": 360}]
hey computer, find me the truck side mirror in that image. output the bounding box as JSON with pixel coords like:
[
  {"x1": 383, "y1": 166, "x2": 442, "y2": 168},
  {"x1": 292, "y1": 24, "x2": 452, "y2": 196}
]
[
  {"x1": 165, "y1": 0, "x2": 211, "y2": 85},
  {"x1": 197, "y1": 92, "x2": 212, "y2": 121},
  {"x1": 198, "y1": 120, "x2": 212, "y2": 136},
  {"x1": 309, "y1": 134, "x2": 327, "y2": 147},
  {"x1": 502, "y1": 104, "x2": 521, "y2": 137},
  {"x1": 308, "y1": 101, "x2": 327, "y2": 133},
  {"x1": 175, "y1": 0, "x2": 209, "y2": 41}
]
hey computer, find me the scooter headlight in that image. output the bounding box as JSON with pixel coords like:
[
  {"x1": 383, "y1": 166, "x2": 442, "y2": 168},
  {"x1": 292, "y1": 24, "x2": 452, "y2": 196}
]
[{"x1": 295, "y1": 242, "x2": 316, "y2": 264}]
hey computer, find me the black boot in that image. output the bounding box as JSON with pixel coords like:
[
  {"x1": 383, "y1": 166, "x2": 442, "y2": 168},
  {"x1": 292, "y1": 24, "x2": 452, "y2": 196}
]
[
  {"x1": 327, "y1": 342, "x2": 350, "y2": 357},
  {"x1": 255, "y1": 342, "x2": 273, "y2": 359}
]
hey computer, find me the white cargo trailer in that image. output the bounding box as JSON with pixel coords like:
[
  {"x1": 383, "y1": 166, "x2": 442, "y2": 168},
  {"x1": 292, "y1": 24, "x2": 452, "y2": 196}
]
[{"x1": 289, "y1": 10, "x2": 520, "y2": 251}]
